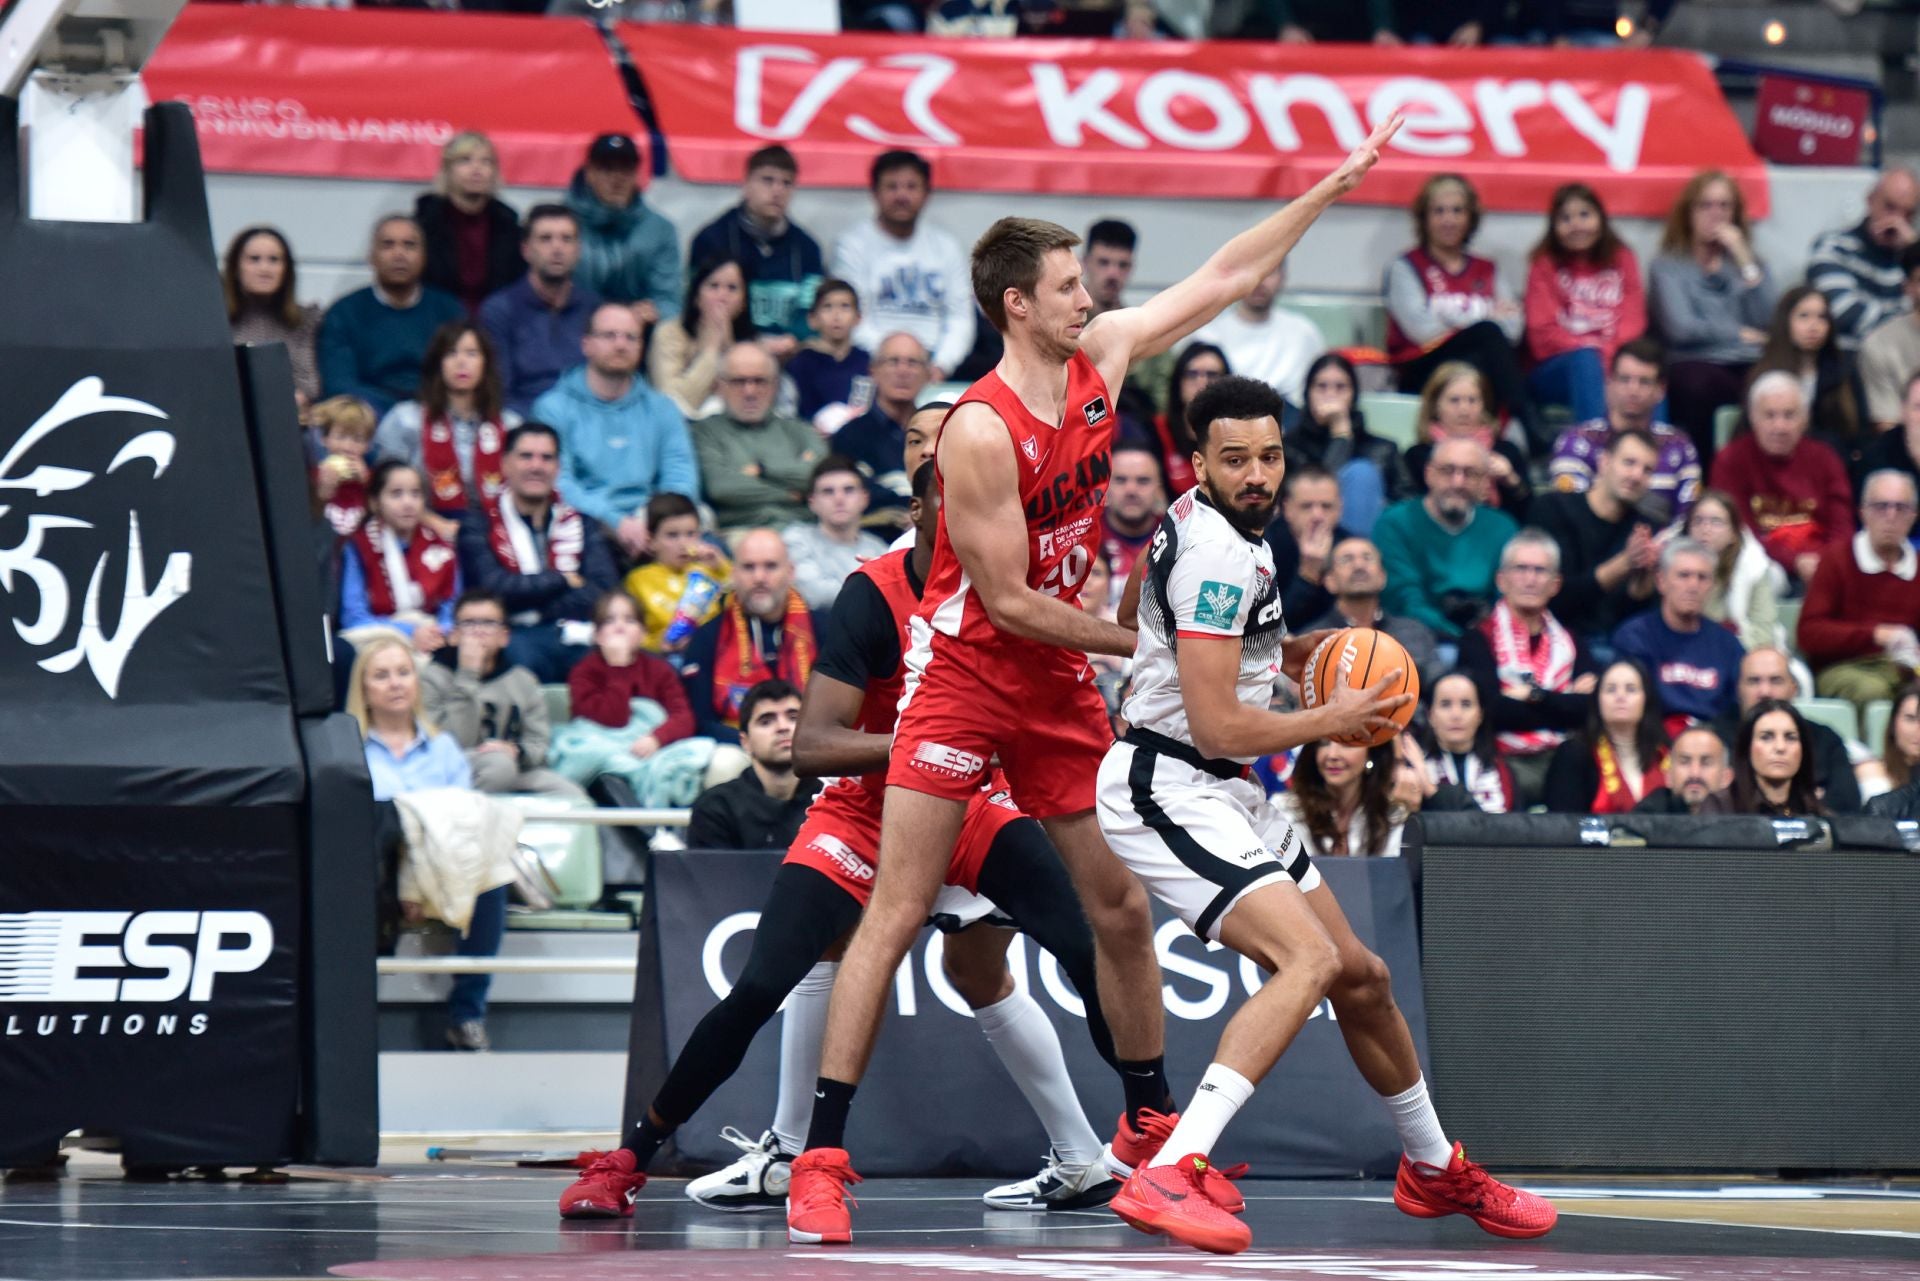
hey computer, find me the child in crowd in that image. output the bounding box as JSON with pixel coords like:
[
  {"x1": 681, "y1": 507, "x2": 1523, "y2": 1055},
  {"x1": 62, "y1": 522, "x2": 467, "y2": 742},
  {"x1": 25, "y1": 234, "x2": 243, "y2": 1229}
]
[
  {"x1": 312, "y1": 395, "x2": 376, "y2": 538},
  {"x1": 339, "y1": 460, "x2": 459, "y2": 652},
  {"x1": 625, "y1": 492, "x2": 732, "y2": 657},
  {"x1": 785, "y1": 279, "x2": 872, "y2": 430}
]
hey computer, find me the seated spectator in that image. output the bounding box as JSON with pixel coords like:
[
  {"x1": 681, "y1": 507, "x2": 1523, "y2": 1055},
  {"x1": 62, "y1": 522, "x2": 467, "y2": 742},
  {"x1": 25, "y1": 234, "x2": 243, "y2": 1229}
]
[
  {"x1": 1710, "y1": 648, "x2": 1860, "y2": 813},
  {"x1": 1188, "y1": 258, "x2": 1324, "y2": 406},
  {"x1": 317, "y1": 215, "x2": 466, "y2": 416},
  {"x1": 419, "y1": 590, "x2": 586, "y2": 799},
  {"x1": 835, "y1": 331, "x2": 931, "y2": 515},
  {"x1": 1284, "y1": 351, "x2": 1411, "y2": 537},
  {"x1": 1548, "y1": 339, "x2": 1701, "y2": 527},
  {"x1": 1544, "y1": 658, "x2": 1670, "y2": 814},
  {"x1": 417, "y1": 131, "x2": 522, "y2": 316},
  {"x1": 1709, "y1": 372, "x2": 1855, "y2": 585},
  {"x1": 1272, "y1": 0, "x2": 1397, "y2": 42},
  {"x1": 457, "y1": 424, "x2": 618, "y2": 682},
  {"x1": 1648, "y1": 170, "x2": 1777, "y2": 463},
  {"x1": 1384, "y1": 174, "x2": 1538, "y2": 452},
  {"x1": 1404, "y1": 362, "x2": 1530, "y2": 519},
  {"x1": 1860, "y1": 370, "x2": 1920, "y2": 491},
  {"x1": 1305, "y1": 536, "x2": 1440, "y2": 686},
  {"x1": 784, "y1": 456, "x2": 889, "y2": 611},
  {"x1": 1701, "y1": 698, "x2": 1827, "y2": 817},
  {"x1": 685, "y1": 678, "x2": 821, "y2": 849},
  {"x1": 1747, "y1": 286, "x2": 1866, "y2": 479},
  {"x1": 1534, "y1": 428, "x2": 1660, "y2": 641},
  {"x1": 1422, "y1": 671, "x2": 1515, "y2": 813},
  {"x1": 1797, "y1": 469, "x2": 1920, "y2": 708},
  {"x1": 567, "y1": 133, "x2": 679, "y2": 319},
  {"x1": 225, "y1": 225, "x2": 320, "y2": 412},
  {"x1": 1101, "y1": 444, "x2": 1164, "y2": 587},
  {"x1": 1612, "y1": 537, "x2": 1746, "y2": 729},
  {"x1": 681, "y1": 529, "x2": 822, "y2": 744},
  {"x1": 1632, "y1": 725, "x2": 1735, "y2": 815},
  {"x1": 1524, "y1": 183, "x2": 1646, "y2": 425},
  {"x1": 1807, "y1": 167, "x2": 1919, "y2": 352},
  {"x1": 1264, "y1": 463, "x2": 1351, "y2": 626},
  {"x1": 787, "y1": 279, "x2": 872, "y2": 428},
  {"x1": 625, "y1": 492, "x2": 732, "y2": 657},
  {"x1": 1509, "y1": 0, "x2": 1672, "y2": 44},
  {"x1": 693, "y1": 344, "x2": 824, "y2": 533},
  {"x1": 1859, "y1": 244, "x2": 1920, "y2": 432},
  {"x1": 340, "y1": 460, "x2": 459, "y2": 653},
  {"x1": 688, "y1": 144, "x2": 823, "y2": 349},
  {"x1": 832, "y1": 149, "x2": 974, "y2": 380},
  {"x1": 535, "y1": 302, "x2": 698, "y2": 562},
  {"x1": 1457, "y1": 527, "x2": 1600, "y2": 805},
  {"x1": 649, "y1": 257, "x2": 757, "y2": 418},
  {"x1": 1687, "y1": 488, "x2": 1788, "y2": 652},
  {"x1": 349, "y1": 634, "x2": 506, "y2": 1051},
  {"x1": 550, "y1": 590, "x2": 714, "y2": 806},
  {"x1": 1268, "y1": 739, "x2": 1414, "y2": 858},
  {"x1": 479, "y1": 205, "x2": 599, "y2": 416},
  {"x1": 1374, "y1": 438, "x2": 1521, "y2": 638},
  {"x1": 375, "y1": 322, "x2": 522, "y2": 541},
  {"x1": 1146, "y1": 342, "x2": 1223, "y2": 496},
  {"x1": 312, "y1": 396, "x2": 376, "y2": 539},
  {"x1": 1860, "y1": 680, "x2": 1920, "y2": 801}
]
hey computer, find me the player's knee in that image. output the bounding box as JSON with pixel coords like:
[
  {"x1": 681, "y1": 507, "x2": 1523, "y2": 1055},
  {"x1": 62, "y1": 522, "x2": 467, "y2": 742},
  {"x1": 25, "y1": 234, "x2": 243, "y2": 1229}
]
[
  {"x1": 724, "y1": 967, "x2": 791, "y2": 1021},
  {"x1": 1300, "y1": 936, "x2": 1343, "y2": 997},
  {"x1": 1085, "y1": 875, "x2": 1153, "y2": 948},
  {"x1": 1331, "y1": 949, "x2": 1395, "y2": 1018},
  {"x1": 941, "y1": 949, "x2": 1013, "y2": 1008}
]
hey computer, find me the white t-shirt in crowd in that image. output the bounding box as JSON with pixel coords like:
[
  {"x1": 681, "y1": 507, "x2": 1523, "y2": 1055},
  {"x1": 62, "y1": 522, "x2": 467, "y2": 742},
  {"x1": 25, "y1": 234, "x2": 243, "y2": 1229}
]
[{"x1": 1189, "y1": 305, "x2": 1326, "y2": 405}]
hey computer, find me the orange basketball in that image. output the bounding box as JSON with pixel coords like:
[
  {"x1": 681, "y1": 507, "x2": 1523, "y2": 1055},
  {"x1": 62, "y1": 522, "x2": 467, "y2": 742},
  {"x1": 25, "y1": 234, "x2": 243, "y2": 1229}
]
[{"x1": 1301, "y1": 627, "x2": 1419, "y2": 748}]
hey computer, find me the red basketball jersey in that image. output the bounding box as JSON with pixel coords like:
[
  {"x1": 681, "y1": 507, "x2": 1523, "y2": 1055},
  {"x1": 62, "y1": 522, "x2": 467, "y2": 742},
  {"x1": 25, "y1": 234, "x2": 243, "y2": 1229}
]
[{"x1": 920, "y1": 350, "x2": 1114, "y2": 658}]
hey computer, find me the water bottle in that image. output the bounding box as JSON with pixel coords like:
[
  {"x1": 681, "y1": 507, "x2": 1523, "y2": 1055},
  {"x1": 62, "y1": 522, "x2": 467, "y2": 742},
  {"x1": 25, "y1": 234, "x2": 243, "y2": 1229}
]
[{"x1": 663, "y1": 570, "x2": 719, "y2": 647}]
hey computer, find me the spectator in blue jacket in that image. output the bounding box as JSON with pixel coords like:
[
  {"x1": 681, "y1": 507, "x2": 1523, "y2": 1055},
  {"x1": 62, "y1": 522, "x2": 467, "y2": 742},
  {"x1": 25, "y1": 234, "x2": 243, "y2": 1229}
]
[
  {"x1": 566, "y1": 134, "x2": 680, "y2": 321},
  {"x1": 532, "y1": 301, "x2": 699, "y2": 563},
  {"x1": 479, "y1": 204, "x2": 600, "y2": 415},
  {"x1": 1611, "y1": 537, "x2": 1746, "y2": 728},
  {"x1": 689, "y1": 144, "x2": 824, "y2": 352},
  {"x1": 319, "y1": 215, "x2": 466, "y2": 415},
  {"x1": 456, "y1": 424, "x2": 619, "y2": 682}
]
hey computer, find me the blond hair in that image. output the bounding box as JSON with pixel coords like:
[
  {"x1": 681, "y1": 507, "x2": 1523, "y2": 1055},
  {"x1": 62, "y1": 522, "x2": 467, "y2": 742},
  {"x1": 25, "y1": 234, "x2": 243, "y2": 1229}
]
[
  {"x1": 1416, "y1": 361, "x2": 1492, "y2": 443},
  {"x1": 435, "y1": 132, "x2": 500, "y2": 198},
  {"x1": 345, "y1": 633, "x2": 433, "y2": 737}
]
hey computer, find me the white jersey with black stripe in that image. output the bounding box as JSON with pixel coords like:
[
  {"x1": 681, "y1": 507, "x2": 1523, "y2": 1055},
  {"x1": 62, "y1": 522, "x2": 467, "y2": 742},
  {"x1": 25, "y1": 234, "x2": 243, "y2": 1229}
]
[{"x1": 1122, "y1": 488, "x2": 1284, "y2": 762}]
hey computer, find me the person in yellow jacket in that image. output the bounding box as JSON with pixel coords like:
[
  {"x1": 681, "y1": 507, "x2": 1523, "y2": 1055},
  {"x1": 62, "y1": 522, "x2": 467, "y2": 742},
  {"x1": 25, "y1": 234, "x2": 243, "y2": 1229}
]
[{"x1": 625, "y1": 492, "x2": 732, "y2": 655}]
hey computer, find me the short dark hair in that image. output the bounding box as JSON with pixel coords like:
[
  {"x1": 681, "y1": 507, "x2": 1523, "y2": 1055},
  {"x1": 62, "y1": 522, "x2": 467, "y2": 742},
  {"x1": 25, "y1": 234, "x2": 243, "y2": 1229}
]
[
  {"x1": 1185, "y1": 374, "x2": 1286, "y2": 449},
  {"x1": 505, "y1": 422, "x2": 560, "y2": 455},
  {"x1": 746, "y1": 144, "x2": 797, "y2": 178},
  {"x1": 1605, "y1": 427, "x2": 1659, "y2": 458},
  {"x1": 1086, "y1": 219, "x2": 1137, "y2": 253},
  {"x1": 810, "y1": 278, "x2": 859, "y2": 312},
  {"x1": 1283, "y1": 462, "x2": 1337, "y2": 498},
  {"x1": 522, "y1": 203, "x2": 578, "y2": 240},
  {"x1": 645, "y1": 491, "x2": 698, "y2": 529},
  {"x1": 740, "y1": 678, "x2": 800, "y2": 728},
  {"x1": 453, "y1": 589, "x2": 507, "y2": 619},
  {"x1": 809, "y1": 453, "x2": 864, "y2": 491},
  {"x1": 870, "y1": 149, "x2": 930, "y2": 190},
  {"x1": 911, "y1": 458, "x2": 938, "y2": 501},
  {"x1": 1611, "y1": 337, "x2": 1667, "y2": 379},
  {"x1": 972, "y1": 217, "x2": 1082, "y2": 330}
]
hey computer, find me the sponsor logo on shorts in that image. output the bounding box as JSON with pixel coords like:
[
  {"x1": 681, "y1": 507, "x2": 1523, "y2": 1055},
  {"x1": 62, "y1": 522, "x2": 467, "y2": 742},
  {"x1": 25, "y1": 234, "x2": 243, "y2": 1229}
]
[
  {"x1": 1193, "y1": 580, "x2": 1244, "y2": 629},
  {"x1": 1238, "y1": 848, "x2": 1268, "y2": 865},
  {"x1": 910, "y1": 741, "x2": 986, "y2": 781},
  {"x1": 985, "y1": 787, "x2": 1017, "y2": 811},
  {"x1": 807, "y1": 833, "x2": 875, "y2": 883}
]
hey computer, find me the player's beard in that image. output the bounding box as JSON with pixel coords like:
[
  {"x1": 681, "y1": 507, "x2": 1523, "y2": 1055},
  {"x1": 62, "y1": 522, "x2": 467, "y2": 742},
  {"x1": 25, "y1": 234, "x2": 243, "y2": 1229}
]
[{"x1": 1204, "y1": 476, "x2": 1276, "y2": 535}]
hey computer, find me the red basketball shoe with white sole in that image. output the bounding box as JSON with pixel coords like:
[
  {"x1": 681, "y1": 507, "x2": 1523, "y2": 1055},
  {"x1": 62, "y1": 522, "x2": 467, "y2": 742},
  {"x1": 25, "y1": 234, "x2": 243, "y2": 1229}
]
[
  {"x1": 1110, "y1": 1154, "x2": 1252, "y2": 1255},
  {"x1": 1393, "y1": 1144, "x2": 1558, "y2": 1239}
]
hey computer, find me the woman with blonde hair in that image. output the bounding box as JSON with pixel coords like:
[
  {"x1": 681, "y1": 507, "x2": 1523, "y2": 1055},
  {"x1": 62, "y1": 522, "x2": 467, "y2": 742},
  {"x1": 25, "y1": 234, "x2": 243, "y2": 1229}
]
[
  {"x1": 1403, "y1": 361, "x2": 1530, "y2": 517},
  {"x1": 416, "y1": 131, "x2": 523, "y2": 315}
]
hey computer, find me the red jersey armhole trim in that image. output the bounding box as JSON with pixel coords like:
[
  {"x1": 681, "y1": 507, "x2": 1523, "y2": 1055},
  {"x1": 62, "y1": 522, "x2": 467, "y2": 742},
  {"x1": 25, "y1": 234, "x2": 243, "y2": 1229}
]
[{"x1": 1175, "y1": 628, "x2": 1236, "y2": 641}]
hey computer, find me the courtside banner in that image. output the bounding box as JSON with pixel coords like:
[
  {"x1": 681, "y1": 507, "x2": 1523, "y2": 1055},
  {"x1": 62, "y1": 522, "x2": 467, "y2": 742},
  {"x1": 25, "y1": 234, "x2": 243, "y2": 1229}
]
[
  {"x1": 636, "y1": 850, "x2": 1425, "y2": 1178},
  {"x1": 143, "y1": 7, "x2": 639, "y2": 186},
  {"x1": 618, "y1": 26, "x2": 1766, "y2": 218}
]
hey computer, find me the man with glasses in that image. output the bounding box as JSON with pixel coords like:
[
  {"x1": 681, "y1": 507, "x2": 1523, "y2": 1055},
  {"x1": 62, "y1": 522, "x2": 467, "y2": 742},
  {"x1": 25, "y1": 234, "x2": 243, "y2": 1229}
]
[
  {"x1": 534, "y1": 302, "x2": 698, "y2": 561},
  {"x1": 1374, "y1": 437, "x2": 1520, "y2": 638},
  {"x1": 834, "y1": 332, "x2": 932, "y2": 514},
  {"x1": 1797, "y1": 469, "x2": 1920, "y2": 710},
  {"x1": 693, "y1": 343, "x2": 825, "y2": 532}
]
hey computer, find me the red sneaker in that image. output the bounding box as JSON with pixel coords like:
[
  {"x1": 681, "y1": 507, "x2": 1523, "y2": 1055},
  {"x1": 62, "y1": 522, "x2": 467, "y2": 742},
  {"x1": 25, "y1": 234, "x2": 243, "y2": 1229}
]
[
  {"x1": 558, "y1": 1148, "x2": 646, "y2": 1219},
  {"x1": 1394, "y1": 1145, "x2": 1558, "y2": 1239},
  {"x1": 1110, "y1": 1154, "x2": 1252, "y2": 1255},
  {"x1": 1101, "y1": 1111, "x2": 1245, "y2": 1213},
  {"x1": 786, "y1": 1147, "x2": 861, "y2": 1245}
]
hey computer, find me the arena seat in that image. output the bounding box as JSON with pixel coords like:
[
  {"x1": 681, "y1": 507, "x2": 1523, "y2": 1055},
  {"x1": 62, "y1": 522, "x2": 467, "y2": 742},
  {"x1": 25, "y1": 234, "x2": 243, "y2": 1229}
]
[
  {"x1": 1794, "y1": 696, "x2": 1860, "y2": 744},
  {"x1": 1714, "y1": 403, "x2": 1741, "y2": 452},
  {"x1": 499, "y1": 793, "x2": 630, "y2": 930},
  {"x1": 1862, "y1": 698, "x2": 1893, "y2": 753},
  {"x1": 1360, "y1": 392, "x2": 1421, "y2": 451},
  {"x1": 542, "y1": 683, "x2": 571, "y2": 728}
]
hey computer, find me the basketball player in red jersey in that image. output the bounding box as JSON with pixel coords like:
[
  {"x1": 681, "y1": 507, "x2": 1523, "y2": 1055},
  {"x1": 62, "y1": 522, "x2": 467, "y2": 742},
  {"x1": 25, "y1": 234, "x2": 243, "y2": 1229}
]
[{"x1": 786, "y1": 115, "x2": 1410, "y2": 1246}]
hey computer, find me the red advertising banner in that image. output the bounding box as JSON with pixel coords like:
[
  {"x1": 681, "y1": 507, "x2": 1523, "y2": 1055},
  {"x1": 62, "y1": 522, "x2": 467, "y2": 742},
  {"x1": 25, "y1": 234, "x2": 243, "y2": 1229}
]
[
  {"x1": 1752, "y1": 73, "x2": 1869, "y2": 167},
  {"x1": 620, "y1": 25, "x2": 1769, "y2": 218},
  {"x1": 144, "y1": 8, "x2": 640, "y2": 187}
]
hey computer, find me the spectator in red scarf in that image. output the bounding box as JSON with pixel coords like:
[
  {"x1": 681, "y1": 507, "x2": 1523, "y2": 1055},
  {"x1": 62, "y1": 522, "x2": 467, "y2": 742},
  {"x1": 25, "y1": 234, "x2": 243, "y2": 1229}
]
[
  {"x1": 679, "y1": 529, "x2": 824, "y2": 745},
  {"x1": 1708, "y1": 371, "x2": 1855, "y2": 585},
  {"x1": 374, "y1": 321, "x2": 522, "y2": 542},
  {"x1": 339, "y1": 460, "x2": 459, "y2": 654},
  {"x1": 1543, "y1": 657, "x2": 1671, "y2": 814}
]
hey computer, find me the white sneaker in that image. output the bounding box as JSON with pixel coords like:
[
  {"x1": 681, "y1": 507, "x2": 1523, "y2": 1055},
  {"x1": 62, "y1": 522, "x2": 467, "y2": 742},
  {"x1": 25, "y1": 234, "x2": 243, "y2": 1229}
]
[
  {"x1": 982, "y1": 1149, "x2": 1118, "y2": 1211},
  {"x1": 684, "y1": 1128, "x2": 793, "y2": 1212}
]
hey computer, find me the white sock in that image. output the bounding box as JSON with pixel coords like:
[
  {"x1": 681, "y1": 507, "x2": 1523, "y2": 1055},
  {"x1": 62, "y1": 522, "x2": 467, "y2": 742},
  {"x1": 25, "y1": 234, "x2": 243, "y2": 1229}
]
[
  {"x1": 1383, "y1": 1076, "x2": 1454, "y2": 1170},
  {"x1": 769, "y1": 961, "x2": 837, "y2": 1157},
  {"x1": 1148, "y1": 1064, "x2": 1255, "y2": 1168},
  {"x1": 972, "y1": 990, "x2": 1104, "y2": 1166}
]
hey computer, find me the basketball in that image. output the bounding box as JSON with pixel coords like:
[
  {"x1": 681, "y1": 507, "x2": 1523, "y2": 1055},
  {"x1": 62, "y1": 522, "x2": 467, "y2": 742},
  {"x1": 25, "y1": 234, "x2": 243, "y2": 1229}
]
[{"x1": 1301, "y1": 628, "x2": 1419, "y2": 748}]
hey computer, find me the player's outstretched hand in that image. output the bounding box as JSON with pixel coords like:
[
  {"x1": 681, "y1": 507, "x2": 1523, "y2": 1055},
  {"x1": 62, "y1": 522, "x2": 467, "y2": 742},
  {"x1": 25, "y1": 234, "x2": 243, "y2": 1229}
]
[
  {"x1": 1328, "y1": 668, "x2": 1414, "y2": 740},
  {"x1": 1329, "y1": 111, "x2": 1406, "y2": 196},
  {"x1": 1279, "y1": 628, "x2": 1338, "y2": 687}
]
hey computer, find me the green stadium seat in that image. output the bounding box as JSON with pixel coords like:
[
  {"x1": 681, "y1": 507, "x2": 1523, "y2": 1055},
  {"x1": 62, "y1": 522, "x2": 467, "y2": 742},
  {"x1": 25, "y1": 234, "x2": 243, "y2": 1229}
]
[
  {"x1": 1360, "y1": 393, "x2": 1421, "y2": 452},
  {"x1": 542, "y1": 683, "x2": 571, "y2": 727},
  {"x1": 1714, "y1": 404, "x2": 1741, "y2": 453},
  {"x1": 499, "y1": 793, "x2": 629, "y2": 929},
  {"x1": 1291, "y1": 300, "x2": 1359, "y2": 349},
  {"x1": 1776, "y1": 597, "x2": 1803, "y2": 654},
  {"x1": 1794, "y1": 697, "x2": 1860, "y2": 744},
  {"x1": 1862, "y1": 699, "x2": 1893, "y2": 754}
]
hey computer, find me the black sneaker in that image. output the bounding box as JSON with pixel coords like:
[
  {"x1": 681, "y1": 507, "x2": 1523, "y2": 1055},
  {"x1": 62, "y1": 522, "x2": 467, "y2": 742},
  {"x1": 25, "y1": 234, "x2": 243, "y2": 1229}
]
[{"x1": 446, "y1": 1020, "x2": 491, "y2": 1052}]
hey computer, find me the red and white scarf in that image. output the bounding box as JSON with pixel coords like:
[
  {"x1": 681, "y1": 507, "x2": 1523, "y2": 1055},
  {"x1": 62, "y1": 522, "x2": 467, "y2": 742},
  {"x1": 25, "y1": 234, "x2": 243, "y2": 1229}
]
[
  {"x1": 486, "y1": 490, "x2": 584, "y2": 576},
  {"x1": 1428, "y1": 751, "x2": 1514, "y2": 815},
  {"x1": 711, "y1": 589, "x2": 816, "y2": 728},
  {"x1": 424, "y1": 414, "x2": 506, "y2": 514},
  {"x1": 321, "y1": 476, "x2": 367, "y2": 538},
  {"x1": 1483, "y1": 600, "x2": 1577, "y2": 756},
  {"x1": 347, "y1": 518, "x2": 458, "y2": 617}
]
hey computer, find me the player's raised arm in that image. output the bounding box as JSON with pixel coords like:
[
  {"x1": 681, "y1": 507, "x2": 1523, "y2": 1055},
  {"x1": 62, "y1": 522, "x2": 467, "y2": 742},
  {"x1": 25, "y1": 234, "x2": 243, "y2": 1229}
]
[
  {"x1": 941, "y1": 403, "x2": 1136, "y2": 657},
  {"x1": 1082, "y1": 112, "x2": 1404, "y2": 378}
]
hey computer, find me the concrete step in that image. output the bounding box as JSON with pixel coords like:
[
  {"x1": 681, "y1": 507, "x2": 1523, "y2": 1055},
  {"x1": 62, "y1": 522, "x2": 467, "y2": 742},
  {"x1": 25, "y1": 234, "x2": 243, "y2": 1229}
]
[{"x1": 379, "y1": 1051, "x2": 627, "y2": 1133}]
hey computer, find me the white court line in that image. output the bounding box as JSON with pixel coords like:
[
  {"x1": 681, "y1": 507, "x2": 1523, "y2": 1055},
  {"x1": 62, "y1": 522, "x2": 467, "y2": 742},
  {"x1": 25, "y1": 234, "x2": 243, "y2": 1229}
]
[
  {"x1": 1554, "y1": 1208, "x2": 1920, "y2": 1242},
  {"x1": 0, "y1": 1216, "x2": 1127, "y2": 1238}
]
